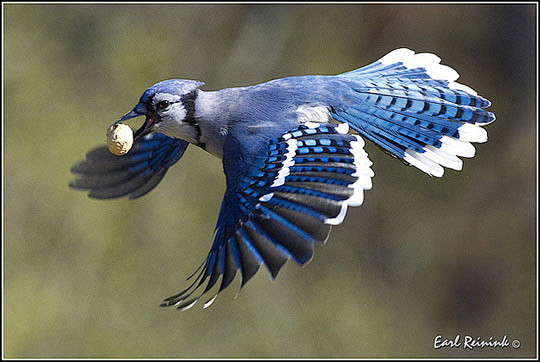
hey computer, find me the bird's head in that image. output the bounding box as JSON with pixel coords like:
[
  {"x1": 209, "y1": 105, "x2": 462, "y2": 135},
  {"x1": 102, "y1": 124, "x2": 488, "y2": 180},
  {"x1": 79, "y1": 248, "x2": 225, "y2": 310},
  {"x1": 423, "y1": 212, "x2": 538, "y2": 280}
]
[{"x1": 116, "y1": 79, "x2": 205, "y2": 142}]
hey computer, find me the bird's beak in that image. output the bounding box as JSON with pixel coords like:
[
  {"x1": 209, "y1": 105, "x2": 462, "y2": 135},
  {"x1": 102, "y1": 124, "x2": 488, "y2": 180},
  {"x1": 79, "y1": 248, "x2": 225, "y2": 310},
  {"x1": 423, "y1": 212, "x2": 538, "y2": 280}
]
[
  {"x1": 114, "y1": 105, "x2": 155, "y2": 141},
  {"x1": 116, "y1": 109, "x2": 141, "y2": 123}
]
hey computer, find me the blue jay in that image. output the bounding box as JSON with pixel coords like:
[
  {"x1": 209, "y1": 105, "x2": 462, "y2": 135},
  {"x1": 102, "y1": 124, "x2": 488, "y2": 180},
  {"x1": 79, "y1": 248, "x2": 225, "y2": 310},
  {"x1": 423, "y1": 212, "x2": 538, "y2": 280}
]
[{"x1": 70, "y1": 48, "x2": 495, "y2": 310}]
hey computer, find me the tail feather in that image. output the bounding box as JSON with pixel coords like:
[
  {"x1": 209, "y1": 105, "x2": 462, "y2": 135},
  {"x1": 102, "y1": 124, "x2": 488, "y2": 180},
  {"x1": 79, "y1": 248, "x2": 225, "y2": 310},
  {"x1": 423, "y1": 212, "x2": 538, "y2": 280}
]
[{"x1": 335, "y1": 48, "x2": 494, "y2": 177}]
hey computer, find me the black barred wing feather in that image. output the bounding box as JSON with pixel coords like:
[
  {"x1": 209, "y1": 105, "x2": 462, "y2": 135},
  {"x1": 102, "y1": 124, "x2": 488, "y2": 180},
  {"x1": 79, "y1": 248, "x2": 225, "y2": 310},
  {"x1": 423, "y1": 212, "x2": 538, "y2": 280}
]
[
  {"x1": 161, "y1": 122, "x2": 374, "y2": 310},
  {"x1": 70, "y1": 133, "x2": 189, "y2": 199}
]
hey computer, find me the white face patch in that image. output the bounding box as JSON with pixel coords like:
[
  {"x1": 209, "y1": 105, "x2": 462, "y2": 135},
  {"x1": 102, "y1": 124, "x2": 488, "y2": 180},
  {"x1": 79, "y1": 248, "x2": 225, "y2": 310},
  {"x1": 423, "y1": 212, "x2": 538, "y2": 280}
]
[
  {"x1": 159, "y1": 102, "x2": 187, "y2": 122},
  {"x1": 150, "y1": 93, "x2": 199, "y2": 142},
  {"x1": 152, "y1": 92, "x2": 185, "y2": 117},
  {"x1": 152, "y1": 92, "x2": 186, "y2": 123}
]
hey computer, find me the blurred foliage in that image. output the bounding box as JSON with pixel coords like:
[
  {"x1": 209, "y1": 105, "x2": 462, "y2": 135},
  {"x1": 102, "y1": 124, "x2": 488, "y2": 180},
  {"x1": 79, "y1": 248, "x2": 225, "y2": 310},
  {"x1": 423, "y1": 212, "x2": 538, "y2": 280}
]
[{"x1": 3, "y1": 3, "x2": 536, "y2": 358}]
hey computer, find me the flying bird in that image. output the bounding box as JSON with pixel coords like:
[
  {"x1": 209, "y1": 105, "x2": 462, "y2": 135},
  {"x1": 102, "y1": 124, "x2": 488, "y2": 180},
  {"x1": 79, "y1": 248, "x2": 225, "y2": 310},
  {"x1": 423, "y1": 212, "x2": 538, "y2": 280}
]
[{"x1": 70, "y1": 48, "x2": 495, "y2": 310}]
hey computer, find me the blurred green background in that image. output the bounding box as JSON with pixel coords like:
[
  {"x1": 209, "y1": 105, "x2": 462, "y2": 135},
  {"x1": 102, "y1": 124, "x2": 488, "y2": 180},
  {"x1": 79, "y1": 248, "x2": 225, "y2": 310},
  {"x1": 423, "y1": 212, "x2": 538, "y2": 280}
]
[{"x1": 3, "y1": 3, "x2": 536, "y2": 358}]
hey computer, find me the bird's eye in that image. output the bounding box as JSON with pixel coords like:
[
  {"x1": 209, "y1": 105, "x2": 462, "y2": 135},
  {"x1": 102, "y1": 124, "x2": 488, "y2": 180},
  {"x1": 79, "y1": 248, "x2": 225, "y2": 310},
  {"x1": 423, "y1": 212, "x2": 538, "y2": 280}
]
[{"x1": 156, "y1": 100, "x2": 170, "y2": 110}]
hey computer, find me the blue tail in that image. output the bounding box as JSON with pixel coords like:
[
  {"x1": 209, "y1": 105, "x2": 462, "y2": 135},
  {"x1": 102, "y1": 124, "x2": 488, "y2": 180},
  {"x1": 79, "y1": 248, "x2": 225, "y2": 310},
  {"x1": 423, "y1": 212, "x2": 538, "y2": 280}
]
[{"x1": 332, "y1": 48, "x2": 495, "y2": 177}]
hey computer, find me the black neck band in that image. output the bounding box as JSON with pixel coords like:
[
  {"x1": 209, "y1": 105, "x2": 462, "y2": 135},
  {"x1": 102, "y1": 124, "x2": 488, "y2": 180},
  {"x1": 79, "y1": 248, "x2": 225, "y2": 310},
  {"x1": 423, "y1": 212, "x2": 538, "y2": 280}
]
[{"x1": 181, "y1": 90, "x2": 206, "y2": 150}]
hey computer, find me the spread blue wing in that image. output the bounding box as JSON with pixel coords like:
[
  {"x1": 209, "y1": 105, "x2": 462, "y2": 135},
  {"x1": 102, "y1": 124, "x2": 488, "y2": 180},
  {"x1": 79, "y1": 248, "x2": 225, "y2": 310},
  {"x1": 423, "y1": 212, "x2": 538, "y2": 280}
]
[
  {"x1": 70, "y1": 133, "x2": 189, "y2": 199},
  {"x1": 335, "y1": 48, "x2": 495, "y2": 176},
  {"x1": 161, "y1": 122, "x2": 374, "y2": 310}
]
